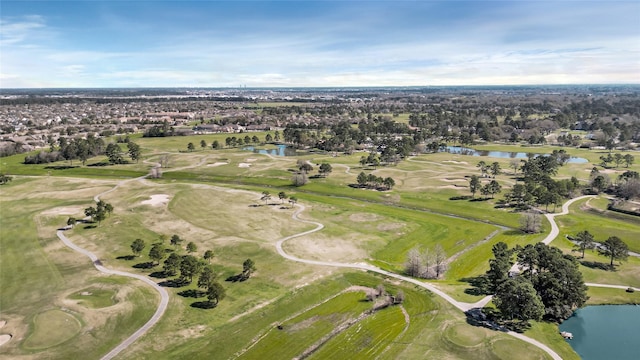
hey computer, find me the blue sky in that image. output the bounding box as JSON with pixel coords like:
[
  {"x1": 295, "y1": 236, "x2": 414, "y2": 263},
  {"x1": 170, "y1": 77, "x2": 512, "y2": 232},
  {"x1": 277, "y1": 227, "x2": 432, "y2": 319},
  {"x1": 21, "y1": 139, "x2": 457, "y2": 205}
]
[{"x1": 1, "y1": 0, "x2": 639, "y2": 88}]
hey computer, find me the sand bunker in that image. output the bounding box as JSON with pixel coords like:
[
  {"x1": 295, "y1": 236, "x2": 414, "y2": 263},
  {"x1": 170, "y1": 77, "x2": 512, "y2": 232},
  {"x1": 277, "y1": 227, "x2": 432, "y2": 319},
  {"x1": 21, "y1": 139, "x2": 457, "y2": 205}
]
[
  {"x1": 440, "y1": 178, "x2": 466, "y2": 182},
  {"x1": 245, "y1": 158, "x2": 257, "y2": 162},
  {"x1": 141, "y1": 194, "x2": 170, "y2": 206},
  {"x1": 238, "y1": 163, "x2": 251, "y2": 168},
  {"x1": 442, "y1": 160, "x2": 468, "y2": 165},
  {"x1": 207, "y1": 162, "x2": 228, "y2": 167},
  {"x1": 0, "y1": 334, "x2": 11, "y2": 347}
]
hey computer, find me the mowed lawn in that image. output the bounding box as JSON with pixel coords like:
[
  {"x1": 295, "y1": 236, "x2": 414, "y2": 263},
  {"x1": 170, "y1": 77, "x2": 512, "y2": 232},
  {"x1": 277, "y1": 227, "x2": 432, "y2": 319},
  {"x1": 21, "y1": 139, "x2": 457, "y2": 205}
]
[{"x1": 0, "y1": 177, "x2": 156, "y2": 359}]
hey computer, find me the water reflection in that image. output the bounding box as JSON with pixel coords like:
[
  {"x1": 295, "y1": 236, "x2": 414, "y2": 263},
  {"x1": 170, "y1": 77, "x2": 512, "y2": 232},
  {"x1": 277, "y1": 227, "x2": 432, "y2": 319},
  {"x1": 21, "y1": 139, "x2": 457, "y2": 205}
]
[
  {"x1": 442, "y1": 146, "x2": 588, "y2": 163},
  {"x1": 243, "y1": 144, "x2": 297, "y2": 157}
]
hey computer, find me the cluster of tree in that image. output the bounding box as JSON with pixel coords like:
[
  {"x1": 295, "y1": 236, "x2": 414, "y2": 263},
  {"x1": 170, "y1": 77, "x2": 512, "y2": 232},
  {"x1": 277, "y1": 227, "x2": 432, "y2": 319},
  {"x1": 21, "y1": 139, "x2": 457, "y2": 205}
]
[
  {"x1": 137, "y1": 234, "x2": 239, "y2": 307},
  {"x1": 223, "y1": 135, "x2": 262, "y2": 148},
  {"x1": 364, "y1": 283, "x2": 405, "y2": 305},
  {"x1": 356, "y1": 172, "x2": 395, "y2": 191},
  {"x1": 404, "y1": 244, "x2": 447, "y2": 279},
  {"x1": 589, "y1": 168, "x2": 640, "y2": 200},
  {"x1": 142, "y1": 120, "x2": 175, "y2": 137},
  {"x1": 258, "y1": 191, "x2": 298, "y2": 207},
  {"x1": 572, "y1": 230, "x2": 629, "y2": 268},
  {"x1": 0, "y1": 174, "x2": 12, "y2": 185},
  {"x1": 599, "y1": 153, "x2": 635, "y2": 168},
  {"x1": 289, "y1": 160, "x2": 332, "y2": 186},
  {"x1": 24, "y1": 136, "x2": 106, "y2": 165},
  {"x1": 502, "y1": 155, "x2": 579, "y2": 210},
  {"x1": 476, "y1": 161, "x2": 501, "y2": 178},
  {"x1": 84, "y1": 200, "x2": 114, "y2": 225},
  {"x1": 483, "y1": 242, "x2": 588, "y2": 323},
  {"x1": 468, "y1": 175, "x2": 502, "y2": 199}
]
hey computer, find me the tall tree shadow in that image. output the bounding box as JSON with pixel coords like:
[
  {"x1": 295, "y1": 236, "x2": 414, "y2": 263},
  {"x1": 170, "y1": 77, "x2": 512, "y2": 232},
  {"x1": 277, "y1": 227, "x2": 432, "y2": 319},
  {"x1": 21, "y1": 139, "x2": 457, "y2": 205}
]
[{"x1": 191, "y1": 301, "x2": 217, "y2": 309}]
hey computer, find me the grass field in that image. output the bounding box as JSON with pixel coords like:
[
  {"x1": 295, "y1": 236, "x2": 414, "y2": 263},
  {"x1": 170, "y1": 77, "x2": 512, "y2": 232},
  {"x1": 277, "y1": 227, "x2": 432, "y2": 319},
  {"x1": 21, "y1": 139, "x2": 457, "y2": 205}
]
[{"x1": 2, "y1": 134, "x2": 639, "y2": 360}]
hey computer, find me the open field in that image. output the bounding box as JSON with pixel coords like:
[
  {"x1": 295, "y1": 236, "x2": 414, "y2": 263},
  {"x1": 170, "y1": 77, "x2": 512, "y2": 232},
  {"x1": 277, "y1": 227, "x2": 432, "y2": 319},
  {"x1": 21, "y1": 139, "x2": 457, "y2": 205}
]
[{"x1": 2, "y1": 135, "x2": 639, "y2": 359}]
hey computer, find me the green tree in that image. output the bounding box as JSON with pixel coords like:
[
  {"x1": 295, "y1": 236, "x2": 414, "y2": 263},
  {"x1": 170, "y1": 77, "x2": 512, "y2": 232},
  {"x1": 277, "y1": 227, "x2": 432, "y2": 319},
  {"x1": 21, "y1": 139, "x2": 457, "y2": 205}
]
[
  {"x1": 149, "y1": 244, "x2": 165, "y2": 265},
  {"x1": 186, "y1": 241, "x2": 198, "y2": 254},
  {"x1": 485, "y1": 242, "x2": 514, "y2": 293},
  {"x1": 261, "y1": 191, "x2": 271, "y2": 205},
  {"x1": 105, "y1": 143, "x2": 125, "y2": 164},
  {"x1": 211, "y1": 140, "x2": 220, "y2": 149},
  {"x1": 477, "y1": 161, "x2": 488, "y2": 177},
  {"x1": 200, "y1": 140, "x2": 207, "y2": 150},
  {"x1": 242, "y1": 258, "x2": 256, "y2": 279},
  {"x1": 288, "y1": 196, "x2": 298, "y2": 207},
  {"x1": 198, "y1": 266, "x2": 217, "y2": 290},
  {"x1": 357, "y1": 172, "x2": 367, "y2": 186},
  {"x1": 574, "y1": 230, "x2": 595, "y2": 258},
  {"x1": 127, "y1": 141, "x2": 141, "y2": 163},
  {"x1": 383, "y1": 177, "x2": 395, "y2": 190},
  {"x1": 490, "y1": 162, "x2": 501, "y2": 178},
  {"x1": 180, "y1": 255, "x2": 203, "y2": 283},
  {"x1": 131, "y1": 238, "x2": 146, "y2": 257},
  {"x1": 299, "y1": 162, "x2": 313, "y2": 174},
  {"x1": 163, "y1": 252, "x2": 181, "y2": 276},
  {"x1": 187, "y1": 142, "x2": 195, "y2": 152},
  {"x1": 265, "y1": 133, "x2": 273, "y2": 142},
  {"x1": 66, "y1": 217, "x2": 76, "y2": 227},
  {"x1": 278, "y1": 191, "x2": 287, "y2": 204},
  {"x1": 203, "y1": 250, "x2": 214, "y2": 264},
  {"x1": 623, "y1": 154, "x2": 634, "y2": 168},
  {"x1": 493, "y1": 278, "x2": 544, "y2": 322},
  {"x1": 469, "y1": 175, "x2": 481, "y2": 198},
  {"x1": 601, "y1": 236, "x2": 629, "y2": 268},
  {"x1": 170, "y1": 234, "x2": 183, "y2": 248},
  {"x1": 206, "y1": 282, "x2": 226, "y2": 305},
  {"x1": 318, "y1": 163, "x2": 333, "y2": 177}
]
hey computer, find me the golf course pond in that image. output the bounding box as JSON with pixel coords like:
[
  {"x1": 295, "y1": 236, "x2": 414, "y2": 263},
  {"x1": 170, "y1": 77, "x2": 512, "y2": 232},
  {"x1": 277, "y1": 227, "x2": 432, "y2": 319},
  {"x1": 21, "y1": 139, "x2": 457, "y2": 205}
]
[
  {"x1": 559, "y1": 305, "x2": 640, "y2": 360},
  {"x1": 243, "y1": 144, "x2": 297, "y2": 157},
  {"x1": 443, "y1": 146, "x2": 588, "y2": 163}
]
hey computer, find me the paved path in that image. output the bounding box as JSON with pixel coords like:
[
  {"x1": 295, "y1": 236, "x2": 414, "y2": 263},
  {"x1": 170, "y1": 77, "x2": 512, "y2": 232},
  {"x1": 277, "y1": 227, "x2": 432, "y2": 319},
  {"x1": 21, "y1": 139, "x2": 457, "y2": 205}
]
[
  {"x1": 276, "y1": 203, "x2": 563, "y2": 360},
  {"x1": 541, "y1": 195, "x2": 596, "y2": 245},
  {"x1": 585, "y1": 283, "x2": 640, "y2": 291},
  {"x1": 56, "y1": 230, "x2": 169, "y2": 360}
]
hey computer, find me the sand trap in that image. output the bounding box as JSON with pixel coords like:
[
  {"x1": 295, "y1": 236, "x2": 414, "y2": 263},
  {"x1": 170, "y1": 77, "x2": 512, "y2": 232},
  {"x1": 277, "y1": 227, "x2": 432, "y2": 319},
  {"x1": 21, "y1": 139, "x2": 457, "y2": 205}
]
[
  {"x1": 245, "y1": 158, "x2": 257, "y2": 162},
  {"x1": 0, "y1": 320, "x2": 5, "y2": 328},
  {"x1": 443, "y1": 160, "x2": 468, "y2": 165},
  {"x1": 141, "y1": 194, "x2": 170, "y2": 206},
  {"x1": 207, "y1": 162, "x2": 228, "y2": 167},
  {"x1": 0, "y1": 334, "x2": 11, "y2": 347},
  {"x1": 80, "y1": 291, "x2": 91, "y2": 296},
  {"x1": 238, "y1": 163, "x2": 251, "y2": 168},
  {"x1": 440, "y1": 178, "x2": 466, "y2": 182}
]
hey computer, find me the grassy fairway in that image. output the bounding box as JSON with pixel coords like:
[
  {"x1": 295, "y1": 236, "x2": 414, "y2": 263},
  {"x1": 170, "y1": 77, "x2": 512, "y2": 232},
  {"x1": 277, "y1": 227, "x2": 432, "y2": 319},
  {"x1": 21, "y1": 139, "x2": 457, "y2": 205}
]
[
  {"x1": 0, "y1": 177, "x2": 156, "y2": 359},
  {"x1": 5, "y1": 136, "x2": 640, "y2": 360}
]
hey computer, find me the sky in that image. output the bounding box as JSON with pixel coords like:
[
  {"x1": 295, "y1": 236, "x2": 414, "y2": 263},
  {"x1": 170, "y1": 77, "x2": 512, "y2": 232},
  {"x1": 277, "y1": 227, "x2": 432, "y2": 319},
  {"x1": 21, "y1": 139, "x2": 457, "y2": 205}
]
[{"x1": 1, "y1": 0, "x2": 639, "y2": 88}]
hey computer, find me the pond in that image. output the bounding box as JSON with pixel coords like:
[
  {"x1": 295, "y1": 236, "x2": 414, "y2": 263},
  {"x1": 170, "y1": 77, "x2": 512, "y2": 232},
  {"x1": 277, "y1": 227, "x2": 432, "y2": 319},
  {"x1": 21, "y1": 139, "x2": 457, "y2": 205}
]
[
  {"x1": 559, "y1": 305, "x2": 640, "y2": 360},
  {"x1": 442, "y1": 146, "x2": 588, "y2": 164},
  {"x1": 243, "y1": 144, "x2": 297, "y2": 157}
]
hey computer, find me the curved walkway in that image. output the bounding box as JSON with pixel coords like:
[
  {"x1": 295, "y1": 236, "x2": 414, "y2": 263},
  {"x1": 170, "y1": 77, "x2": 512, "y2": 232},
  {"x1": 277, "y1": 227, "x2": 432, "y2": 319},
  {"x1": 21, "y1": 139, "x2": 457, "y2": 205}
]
[
  {"x1": 56, "y1": 229, "x2": 169, "y2": 360},
  {"x1": 276, "y1": 203, "x2": 563, "y2": 360}
]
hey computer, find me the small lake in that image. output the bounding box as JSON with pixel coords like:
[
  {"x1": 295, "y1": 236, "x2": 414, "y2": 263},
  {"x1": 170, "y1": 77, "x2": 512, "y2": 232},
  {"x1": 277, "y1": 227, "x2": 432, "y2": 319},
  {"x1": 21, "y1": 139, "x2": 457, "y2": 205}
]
[
  {"x1": 243, "y1": 144, "x2": 297, "y2": 157},
  {"x1": 559, "y1": 305, "x2": 640, "y2": 360},
  {"x1": 442, "y1": 146, "x2": 588, "y2": 163}
]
